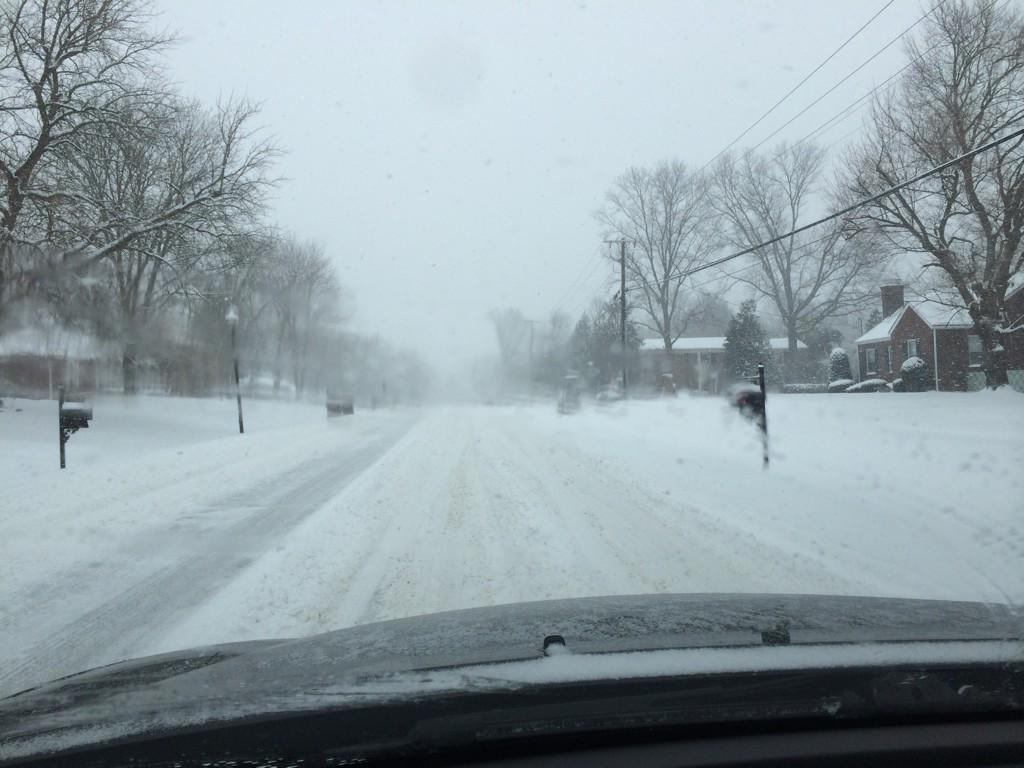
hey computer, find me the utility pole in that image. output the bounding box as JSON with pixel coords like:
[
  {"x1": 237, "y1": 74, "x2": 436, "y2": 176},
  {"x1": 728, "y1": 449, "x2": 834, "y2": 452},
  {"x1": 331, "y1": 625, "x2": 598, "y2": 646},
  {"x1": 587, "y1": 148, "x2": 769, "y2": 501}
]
[
  {"x1": 603, "y1": 238, "x2": 630, "y2": 397},
  {"x1": 618, "y1": 238, "x2": 628, "y2": 397},
  {"x1": 529, "y1": 320, "x2": 535, "y2": 395}
]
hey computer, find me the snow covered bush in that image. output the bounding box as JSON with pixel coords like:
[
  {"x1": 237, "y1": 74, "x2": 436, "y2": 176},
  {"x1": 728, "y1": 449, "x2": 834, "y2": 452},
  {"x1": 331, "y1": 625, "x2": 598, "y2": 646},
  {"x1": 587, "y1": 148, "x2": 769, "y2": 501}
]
[
  {"x1": 900, "y1": 356, "x2": 932, "y2": 392},
  {"x1": 828, "y1": 378, "x2": 854, "y2": 393},
  {"x1": 782, "y1": 383, "x2": 828, "y2": 394},
  {"x1": 845, "y1": 379, "x2": 891, "y2": 393},
  {"x1": 828, "y1": 348, "x2": 852, "y2": 383},
  {"x1": 891, "y1": 378, "x2": 906, "y2": 392}
]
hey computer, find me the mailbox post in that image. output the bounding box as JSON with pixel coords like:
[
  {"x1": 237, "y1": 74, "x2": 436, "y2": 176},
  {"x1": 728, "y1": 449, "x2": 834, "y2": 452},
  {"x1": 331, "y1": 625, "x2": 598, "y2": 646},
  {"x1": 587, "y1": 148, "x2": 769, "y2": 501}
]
[
  {"x1": 756, "y1": 363, "x2": 768, "y2": 469},
  {"x1": 58, "y1": 385, "x2": 92, "y2": 469},
  {"x1": 727, "y1": 363, "x2": 769, "y2": 470},
  {"x1": 226, "y1": 304, "x2": 245, "y2": 435}
]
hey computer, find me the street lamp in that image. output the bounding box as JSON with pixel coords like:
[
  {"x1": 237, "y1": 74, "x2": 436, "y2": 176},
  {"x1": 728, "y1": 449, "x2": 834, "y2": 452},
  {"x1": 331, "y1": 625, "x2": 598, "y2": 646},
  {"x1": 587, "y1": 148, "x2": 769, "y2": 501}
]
[{"x1": 226, "y1": 304, "x2": 244, "y2": 434}]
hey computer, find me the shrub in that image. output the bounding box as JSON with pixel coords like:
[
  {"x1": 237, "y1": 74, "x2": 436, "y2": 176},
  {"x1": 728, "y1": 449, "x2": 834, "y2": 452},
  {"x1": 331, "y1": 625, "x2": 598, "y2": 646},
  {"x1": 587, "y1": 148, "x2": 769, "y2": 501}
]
[
  {"x1": 828, "y1": 348, "x2": 852, "y2": 382},
  {"x1": 828, "y1": 378, "x2": 854, "y2": 393},
  {"x1": 901, "y1": 356, "x2": 931, "y2": 392},
  {"x1": 846, "y1": 378, "x2": 891, "y2": 393},
  {"x1": 891, "y1": 377, "x2": 906, "y2": 392}
]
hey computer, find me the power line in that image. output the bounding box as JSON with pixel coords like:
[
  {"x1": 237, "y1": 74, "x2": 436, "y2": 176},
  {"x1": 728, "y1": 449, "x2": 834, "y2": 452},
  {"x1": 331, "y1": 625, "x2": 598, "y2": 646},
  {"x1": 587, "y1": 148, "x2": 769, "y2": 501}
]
[
  {"x1": 697, "y1": 0, "x2": 896, "y2": 174},
  {"x1": 624, "y1": 230, "x2": 838, "y2": 296},
  {"x1": 549, "y1": 251, "x2": 604, "y2": 315},
  {"x1": 604, "y1": 3, "x2": 949, "y2": 316},
  {"x1": 669, "y1": 126, "x2": 1024, "y2": 284},
  {"x1": 559, "y1": 253, "x2": 615, "y2": 319},
  {"x1": 745, "y1": 0, "x2": 948, "y2": 155},
  {"x1": 792, "y1": 0, "x2": 1009, "y2": 149},
  {"x1": 792, "y1": 51, "x2": 924, "y2": 147}
]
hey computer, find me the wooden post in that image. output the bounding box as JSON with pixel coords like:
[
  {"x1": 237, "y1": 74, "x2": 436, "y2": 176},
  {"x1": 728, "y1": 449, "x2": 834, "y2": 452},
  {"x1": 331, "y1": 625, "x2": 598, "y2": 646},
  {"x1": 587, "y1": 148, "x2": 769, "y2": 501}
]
[
  {"x1": 758, "y1": 364, "x2": 768, "y2": 469},
  {"x1": 58, "y1": 385, "x2": 66, "y2": 470}
]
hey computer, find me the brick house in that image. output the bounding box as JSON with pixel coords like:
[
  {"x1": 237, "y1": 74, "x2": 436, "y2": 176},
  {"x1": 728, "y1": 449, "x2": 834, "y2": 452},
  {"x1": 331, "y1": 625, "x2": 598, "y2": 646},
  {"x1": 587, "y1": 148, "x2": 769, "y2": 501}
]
[{"x1": 854, "y1": 282, "x2": 1024, "y2": 391}]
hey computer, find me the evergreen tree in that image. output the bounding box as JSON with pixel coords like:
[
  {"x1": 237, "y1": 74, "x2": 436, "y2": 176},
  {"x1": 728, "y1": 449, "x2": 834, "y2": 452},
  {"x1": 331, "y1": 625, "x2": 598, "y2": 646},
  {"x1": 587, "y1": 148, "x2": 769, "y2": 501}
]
[
  {"x1": 590, "y1": 299, "x2": 642, "y2": 387},
  {"x1": 569, "y1": 313, "x2": 593, "y2": 372},
  {"x1": 828, "y1": 347, "x2": 853, "y2": 382},
  {"x1": 723, "y1": 300, "x2": 770, "y2": 383}
]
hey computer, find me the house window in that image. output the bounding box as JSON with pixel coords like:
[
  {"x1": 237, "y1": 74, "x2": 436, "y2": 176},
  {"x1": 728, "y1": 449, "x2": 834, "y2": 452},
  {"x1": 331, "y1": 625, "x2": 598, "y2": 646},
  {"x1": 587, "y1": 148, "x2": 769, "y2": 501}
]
[
  {"x1": 886, "y1": 346, "x2": 893, "y2": 372},
  {"x1": 905, "y1": 338, "x2": 919, "y2": 359},
  {"x1": 968, "y1": 335, "x2": 984, "y2": 367},
  {"x1": 865, "y1": 348, "x2": 877, "y2": 374}
]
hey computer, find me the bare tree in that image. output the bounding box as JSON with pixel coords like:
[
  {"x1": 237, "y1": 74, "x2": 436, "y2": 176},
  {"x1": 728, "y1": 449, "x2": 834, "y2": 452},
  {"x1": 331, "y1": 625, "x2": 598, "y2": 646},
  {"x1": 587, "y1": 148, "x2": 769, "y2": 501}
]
[
  {"x1": 42, "y1": 97, "x2": 276, "y2": 390},
  {"x1": 265, "y1": 237, "x2": 340, "y2": 396},
  {"x1": 0, "y1": 0, "x2": 170, "y2": 310},
  {"x1": 711, "y1": 142, "x2": 881, "y2": 354},
  {"x1": 598, "y1": 160, "x2": 717, "y2": 350},
  {"x1": 838, "y1": 0, "x2": 1024, "y2": 387},
  {"x1": 52, "y1": 98, "x2": 276, "y2": 272}
]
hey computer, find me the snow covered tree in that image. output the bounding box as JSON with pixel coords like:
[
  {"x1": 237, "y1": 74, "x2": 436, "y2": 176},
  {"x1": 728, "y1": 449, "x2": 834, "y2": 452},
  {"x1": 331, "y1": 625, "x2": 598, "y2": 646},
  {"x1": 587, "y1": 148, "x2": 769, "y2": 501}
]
[
  {"x1": 588, "y1": 298, "x2": 642, "y2": 388},
  {"x1": 839, "y1": 0, "x2": 1024, "y2": 388},
  {"x1": 828, "y1": 347, "x2": 852, "y2": 383},
  {"x1": 569, "y1": 312, "x2": 593, "y2": 370},
  {"x1": 0, "y1": 0, "x2": 171, "y2": 313},
  {"x1": 723, "y1": 299, "x2": 770, "y2": 383},
  {"x1": 265, "y1": 237, "x2": 340, "y2": 396},
  {"x1": 45, "y1": 98, "x2": 275, "y2": 390}
]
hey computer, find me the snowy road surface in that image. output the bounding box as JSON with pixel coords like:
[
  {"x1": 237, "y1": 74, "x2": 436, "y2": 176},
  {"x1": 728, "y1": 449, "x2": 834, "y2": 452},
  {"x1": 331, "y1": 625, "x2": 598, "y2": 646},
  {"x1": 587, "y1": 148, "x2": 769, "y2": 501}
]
[{"x1": 2, "y1": 391, "x2": 1023, "y2": 697}]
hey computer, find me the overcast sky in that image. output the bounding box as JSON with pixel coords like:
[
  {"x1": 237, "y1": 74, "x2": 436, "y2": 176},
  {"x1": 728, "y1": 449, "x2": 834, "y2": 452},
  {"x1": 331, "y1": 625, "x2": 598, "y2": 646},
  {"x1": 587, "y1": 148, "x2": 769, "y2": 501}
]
[{"x1": 158, "y1": 0, "x2": 925, "y2": 371}]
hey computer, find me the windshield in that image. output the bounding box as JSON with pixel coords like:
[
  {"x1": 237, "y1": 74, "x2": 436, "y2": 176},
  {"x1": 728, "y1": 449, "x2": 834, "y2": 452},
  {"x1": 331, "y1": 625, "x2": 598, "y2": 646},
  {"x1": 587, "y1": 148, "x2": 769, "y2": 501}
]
[{"x1": 1, "y1": 0, "x2": 1023, "y2": 704}]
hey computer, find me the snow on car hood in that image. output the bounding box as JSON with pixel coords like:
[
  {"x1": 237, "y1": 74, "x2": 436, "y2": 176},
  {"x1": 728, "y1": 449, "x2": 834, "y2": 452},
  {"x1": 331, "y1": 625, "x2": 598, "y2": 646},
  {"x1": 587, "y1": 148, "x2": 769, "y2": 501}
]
[{"x1": 2, "y1": 593, "x2": 1022, "y2": 760}]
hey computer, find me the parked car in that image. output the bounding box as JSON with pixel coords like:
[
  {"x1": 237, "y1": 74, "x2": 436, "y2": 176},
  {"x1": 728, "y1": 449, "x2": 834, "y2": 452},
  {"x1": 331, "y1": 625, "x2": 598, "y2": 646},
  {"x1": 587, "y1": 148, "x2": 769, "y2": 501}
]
[
  {"x1": 326, "y1": 389, "x2": 354, "y2": 416},
  {"x1": 557, "y1": 375, "x2": 581, "y2": 414}
]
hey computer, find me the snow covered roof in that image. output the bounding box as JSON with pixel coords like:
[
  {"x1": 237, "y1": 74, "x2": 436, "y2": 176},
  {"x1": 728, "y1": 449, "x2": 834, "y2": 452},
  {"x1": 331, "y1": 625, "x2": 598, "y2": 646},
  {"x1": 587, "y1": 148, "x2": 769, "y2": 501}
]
[
  {"x1": 641, "y1": 336, "x2": 726, "y2": 352},
  {"x1": 641, "y1": 337, "x2": 807, "y2": 352},
  {"x1": 0, "y1": 327, "x2": 120, "y2": 360},
  {"x1": 855, "y1": 300, "x2": 974, "y2": 345},
  {"x1": 855, "y1": 306, "x2": 906, "y2": 344},
  {"x1": 911, "y1": 301, "x2": 973, "y2": 329}
]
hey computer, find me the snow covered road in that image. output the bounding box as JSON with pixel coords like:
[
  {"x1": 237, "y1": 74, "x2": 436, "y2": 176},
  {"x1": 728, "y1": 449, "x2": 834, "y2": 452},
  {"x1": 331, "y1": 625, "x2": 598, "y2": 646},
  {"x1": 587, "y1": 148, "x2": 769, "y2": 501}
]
[{"x1": 2, "y1": 391, "x2": 1023, "y2": 697}]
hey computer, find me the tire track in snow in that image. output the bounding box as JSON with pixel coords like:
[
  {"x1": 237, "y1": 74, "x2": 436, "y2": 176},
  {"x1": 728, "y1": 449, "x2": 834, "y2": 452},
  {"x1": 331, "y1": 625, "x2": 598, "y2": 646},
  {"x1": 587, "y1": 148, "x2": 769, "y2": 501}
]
[{"x1": 498, "y1": 414, "x2": 873, "y2": 597}]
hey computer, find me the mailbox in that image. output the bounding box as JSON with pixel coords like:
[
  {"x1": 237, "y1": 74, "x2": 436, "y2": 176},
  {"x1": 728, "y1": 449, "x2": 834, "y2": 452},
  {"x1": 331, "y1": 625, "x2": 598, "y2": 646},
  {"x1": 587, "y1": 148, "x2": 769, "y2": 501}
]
[
  {"x1": 60, "y1": 402, "x2": 93, "y2": 430},
  {"x1": 58, "y1": 387, "x2": 93, "y2": 469},
  {"x1": 729, "y1": 384, "x2": 764, "y2": 420},
  {"x1": 725, "y1": 363, "x2": 768, "y2": 469}
]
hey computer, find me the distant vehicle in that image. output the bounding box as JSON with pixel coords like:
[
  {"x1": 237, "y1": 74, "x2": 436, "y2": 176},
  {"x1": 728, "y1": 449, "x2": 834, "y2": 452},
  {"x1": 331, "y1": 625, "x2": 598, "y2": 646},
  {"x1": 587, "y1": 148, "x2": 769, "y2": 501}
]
[
  {"x1": 557, "y1": 374, "x2": 581, "y2": 414},
  {"x1": 326, "y1": 389, "x2": 354, "y2": 416}
]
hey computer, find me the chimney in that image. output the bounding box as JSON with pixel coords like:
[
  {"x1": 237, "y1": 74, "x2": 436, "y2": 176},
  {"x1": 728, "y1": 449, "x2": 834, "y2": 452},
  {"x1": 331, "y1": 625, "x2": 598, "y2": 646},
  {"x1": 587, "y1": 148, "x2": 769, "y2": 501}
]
[{"x1": 880, "y1": 283, "x2": 905, "y2": 318}]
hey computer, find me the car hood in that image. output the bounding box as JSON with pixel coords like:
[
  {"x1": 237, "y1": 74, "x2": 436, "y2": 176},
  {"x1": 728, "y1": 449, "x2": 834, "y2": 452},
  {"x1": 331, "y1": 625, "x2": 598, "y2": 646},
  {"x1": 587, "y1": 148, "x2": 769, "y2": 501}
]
[{"x1": 2, "y1": 593, "x2": 1022, "y2": 760}]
